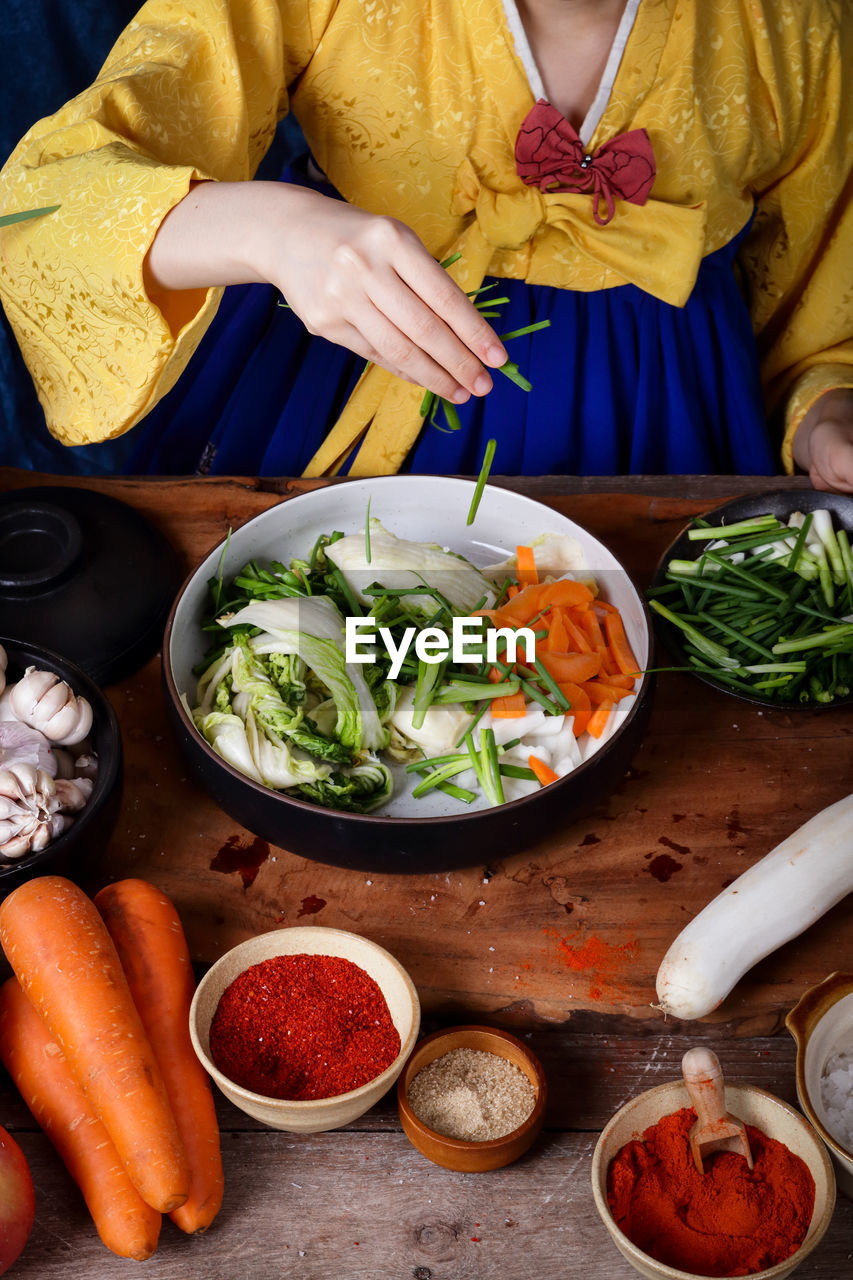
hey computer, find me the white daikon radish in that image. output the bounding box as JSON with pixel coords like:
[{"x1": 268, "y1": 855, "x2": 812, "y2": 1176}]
[{"x1": 655, "y1": 792, "x2": 853, "y2": 1020}]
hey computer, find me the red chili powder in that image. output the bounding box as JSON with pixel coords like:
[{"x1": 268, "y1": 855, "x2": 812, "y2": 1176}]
[
  {"x1": 546, "y1": 928, "x2": 639, "y2": 1001},
  {"x1": 606, "y1": 1107, "x2": 815, "y2": 1277},
  {"x1": 209, "y1": 953, "x2": 401, "y2": 1100}
]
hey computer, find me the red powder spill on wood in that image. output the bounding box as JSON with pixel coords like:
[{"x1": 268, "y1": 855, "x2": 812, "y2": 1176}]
[
  {"x1": 545, "y1": 928, "x2": 639, "y2": 1000},
  {"x1": 297, "y1": 895, "x2": 327, "y2": 917},
  {"x1": 210, "y1": 835, "x2": 270, "y2": 888}
]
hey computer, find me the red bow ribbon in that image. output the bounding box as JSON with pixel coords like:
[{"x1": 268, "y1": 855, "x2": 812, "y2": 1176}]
[{"x1": 515, "y1": 100, "x2": 656, "y2": 226}]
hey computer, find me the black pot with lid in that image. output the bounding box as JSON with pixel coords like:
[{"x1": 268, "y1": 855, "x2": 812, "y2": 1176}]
[{"x1": 0, "y1": 484, "x2": 182, "y2": 686}]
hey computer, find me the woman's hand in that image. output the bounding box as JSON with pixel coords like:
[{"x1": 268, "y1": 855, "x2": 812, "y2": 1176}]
[
  {"x1": 792, "y1": 389, "x2": 853, "y2": 492},
  {"x1": 144, "y1": 180, "x2": 507, "y2": 405}
]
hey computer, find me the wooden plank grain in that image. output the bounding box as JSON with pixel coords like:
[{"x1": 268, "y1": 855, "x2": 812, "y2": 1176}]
[
  {"x1": 2, "y1": 1016, "x2": 850, "y2": 1278},
  {"x1": 10, "y1": 1129, "x2": 853, "y2": 1280}
]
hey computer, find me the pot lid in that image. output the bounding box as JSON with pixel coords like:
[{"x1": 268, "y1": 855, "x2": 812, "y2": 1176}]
[{"x1": 0, "y1": 484, "x2": 182, "y2": 686}]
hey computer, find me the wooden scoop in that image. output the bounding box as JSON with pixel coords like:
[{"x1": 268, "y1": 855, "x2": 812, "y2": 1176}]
[{"x1": 681, "y1": 1047, "x2": 754, "y2": 1174}]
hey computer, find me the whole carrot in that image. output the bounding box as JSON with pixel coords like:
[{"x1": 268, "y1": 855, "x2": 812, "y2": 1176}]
[
  {"x1": 0, "y1": 977, "x2": 162, "y2": 1260},
  {"x1": 94, "y1": 879, "x2": 224, "y2": 1234},
  {"x1": 0, "y1": 876, "x2": 189, "y2": 1214}
]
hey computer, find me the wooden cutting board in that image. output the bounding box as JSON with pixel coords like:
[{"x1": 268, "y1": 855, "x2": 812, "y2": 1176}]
[{"x1": 3, "y1": 469, "x2": 851, "y2": 1033}]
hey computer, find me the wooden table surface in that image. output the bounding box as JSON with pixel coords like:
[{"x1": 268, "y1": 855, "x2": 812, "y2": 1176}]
[{"x1": 1, "y1": 469, "x2": 851, "y2": 1278}]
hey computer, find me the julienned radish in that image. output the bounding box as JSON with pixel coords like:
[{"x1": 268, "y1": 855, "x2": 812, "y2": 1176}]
[
  {"x1": 0, "y1": 877, "x2": 189, "y2": 1213},
  {"x1": 656, "y1": 792, "x2": 853, "y2": 1021}
]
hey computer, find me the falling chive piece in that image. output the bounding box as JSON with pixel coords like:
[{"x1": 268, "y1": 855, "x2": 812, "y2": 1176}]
[{"x1": 467, "y1": 438, "x2": 497, "y2": 526}]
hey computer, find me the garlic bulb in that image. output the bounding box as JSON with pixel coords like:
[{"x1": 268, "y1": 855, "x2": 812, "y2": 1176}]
[
  {"x1": 9, "y1": 668, "x2": 93, "y2": 746},
  {"x1": 53, "y1": 777, "x2": 94, "y2": 812},
  {"x1": 72, "y1": 753, "x2": 99, "y2": 783},
  {"x1": 51, "y1": 748, "x2": 76, "y2": 780},
  {"x1": 0, "y1": 764, "x2": 71, "y2": 860},
  {"x1": 0, "y1": 656, "x2": 99, "y2": 858}
]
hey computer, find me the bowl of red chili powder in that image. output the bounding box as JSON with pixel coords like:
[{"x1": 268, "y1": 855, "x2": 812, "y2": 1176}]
[
  {"x1": 591, "y1": 1079, "x2": 836, "y2": 1280},
  {"x1": 190, "y1": 925, "x2": 420, "y2": 1131}
]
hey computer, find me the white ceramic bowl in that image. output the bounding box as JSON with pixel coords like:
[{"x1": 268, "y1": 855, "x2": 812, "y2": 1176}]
[
  {"x1": 787, "y1": 972, "x2": 853, "y2": 1200},
  {"x1": 163, "y1": 476, "x2": 653, "y2": 872},
  {"x1": 591, "y1": 1079, "x2": 835, "y2": 1280},
  {"x1": 189, "y1": 925, "x2": 420, "y2": 1132}
]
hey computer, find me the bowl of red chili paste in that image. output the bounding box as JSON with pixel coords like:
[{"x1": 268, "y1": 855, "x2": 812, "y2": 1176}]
[
  {"x1": 190, "y1": 925, "x2": 420, "y2": 1132},
  {"x1": 590, "y1": 1078, "x2": 835, "y2": 1280}
]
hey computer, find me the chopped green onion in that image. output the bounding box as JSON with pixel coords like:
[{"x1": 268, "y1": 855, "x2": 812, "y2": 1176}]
[
  {"x1": 467, "y1": 437, "x2": 497, "y2": 526},
  {"x1": 650, "y1": 600, "x2": 740, "y2": 669},
  {"x1": 499, "y1": 764, "x2": 538, "y2": 780},
  {"x1": 772, "y1": 624, "x2": 853, "y2": 654},
  {"x1": 455, "y1": 700, "x2": 491, "y2": 748},
  {"x1": 687, "y1": 516, "x2": 778, "y2": 541},
  {"x1": 432, "y1": 678, "x2": 521, "y2": 704},
  {"x1": 0, "y1": 204, "x2": 60, "y2": 228},
  {"x1": 436, "y1": 781, "x2": 477, "y2": 803},
  {"x1": 532, "y1": 658, "x2": 572, "y2": 711},
  {"x1": 411, "y1": 759, "x2": 472, "y2": 798}
]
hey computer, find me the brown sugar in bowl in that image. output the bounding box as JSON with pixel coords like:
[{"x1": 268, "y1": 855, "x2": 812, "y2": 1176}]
[{"x1": 397, "y1": 1025, "x2": 547, "y2": 1172}]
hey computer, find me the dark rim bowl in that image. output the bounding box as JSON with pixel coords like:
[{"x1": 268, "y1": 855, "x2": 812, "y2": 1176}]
[
  {"x1": 162, "y1": 476, "x2": 655, "y2": 873},
  {"x1": 650, "y1": 488, "x2": 853, "y2": 712},
  {"x1": 0, "y1": 639, "x2": 123, "y2": 891}
]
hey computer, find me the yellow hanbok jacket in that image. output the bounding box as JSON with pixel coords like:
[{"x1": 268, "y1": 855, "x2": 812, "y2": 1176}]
[{"x1": 0, "y1": 0, "x2": 851, "y2": 474}]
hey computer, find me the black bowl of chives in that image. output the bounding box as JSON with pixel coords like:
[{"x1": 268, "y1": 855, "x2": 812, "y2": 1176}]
[{"x1": 648, "y1": 489, "x2": 853, "y2": 710}]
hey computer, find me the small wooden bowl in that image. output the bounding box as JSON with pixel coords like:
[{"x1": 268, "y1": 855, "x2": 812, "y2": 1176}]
[
  {"x1": 190, "y1": 925, "x2": 420, "y2": 1133},
  {"x1": 591, "y1": 1079, "x2": 835, "y2": 1280},
  {"x1": 396, "y1": 1025, "x2": 547, "y2": 1172},
  {"x1": 787, "y1": 971, "x2": 853, "y2": 1200}
]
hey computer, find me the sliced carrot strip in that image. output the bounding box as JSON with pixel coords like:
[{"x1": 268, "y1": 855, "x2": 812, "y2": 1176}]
[
  {"x1": 556, "y1": 682, "x2": 592, "y2": 736},
  {"x1": 603, "y1": 611, "x2": 640, "y2": 676},
  {"x1": 547, "y1": 609, "x2": 569, "y2": 653},
  {"x1": 587, "y1": 699, "x2": 614, "y2": 739},
  {"x1": 541, "y1": 580, "x2": 595, "y2": 609},
  {"x1": 561, "y1": 613, "x2": 593, "y2": 653},
  {"x1": 528, "y1": 755, "x2": 560, "y2": 786},
  {"x1": 496, "y1": 587, "x2": 544, "y2": 624},
  {"x1": 579, "y1": 608, "x2": 606, "y2": 647},
  {"x1": 537, "y1": 651, "x2": 602, "y2": 683},
  {"x1": 492, "y1": 692, "x2": 527, "y2": 718},
  {"x1": 499, "y1": 579, "x2": 594, "y2": 625},
  {"x1": 515, "y1": 546, "x2": 539, "y2": 587},
  {"x1": 581, "y1": 680, "x2": 634, "y2": 704},
  {"x1": 600, "y1": 649, "x2": 621, "y2": 678},
  {"x1": 603, "y1": 672, "x2": 637, "y2": 690}
]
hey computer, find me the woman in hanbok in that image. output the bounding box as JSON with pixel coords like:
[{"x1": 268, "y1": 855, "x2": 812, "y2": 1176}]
[{"x1": 0, "y1": 0, "x2": 851, "y2": 487}]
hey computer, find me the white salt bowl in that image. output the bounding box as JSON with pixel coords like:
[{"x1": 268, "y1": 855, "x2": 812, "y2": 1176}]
[{"x1": 787, "y1": 972, "x2": 853, "y2": 1199}]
